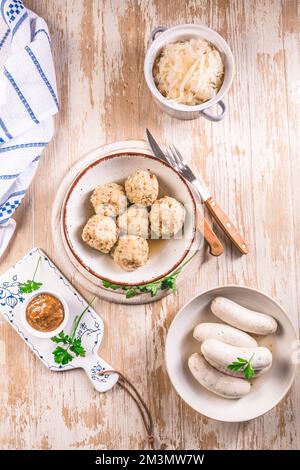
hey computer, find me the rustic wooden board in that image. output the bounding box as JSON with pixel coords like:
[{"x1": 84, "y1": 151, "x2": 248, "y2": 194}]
[{"x1": 0, "y1": 0, "x2": 299, "y2": 450}]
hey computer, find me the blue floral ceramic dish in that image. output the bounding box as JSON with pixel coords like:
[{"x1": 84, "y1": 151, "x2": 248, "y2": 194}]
[{"x1": 0, "y1": 248, "x2": 118, "y2": 392}]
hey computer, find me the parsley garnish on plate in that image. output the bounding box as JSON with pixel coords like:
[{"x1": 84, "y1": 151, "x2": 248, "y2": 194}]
[
  {"x1": 51, "y1": 298, "x2": 95, "y2": 366},
  {"x1": 228, "y1": 354, "x2": 255, "y2": 380},
  {"x1": 19, "y1": 256, "x2": 43, "y2": 294},
  {"x1": 102, "y1": 251, "x2": 197, "y2": 299}
]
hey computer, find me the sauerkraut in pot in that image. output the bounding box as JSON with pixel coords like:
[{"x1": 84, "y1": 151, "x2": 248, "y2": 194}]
[{"x1": 153, "y1": 38, "x2": 224, "y2": 106}]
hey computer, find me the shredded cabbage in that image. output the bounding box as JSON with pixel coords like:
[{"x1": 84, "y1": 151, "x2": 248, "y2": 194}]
[{"x1": 153, "y1": 38, "x2": 224, "y2": 106}]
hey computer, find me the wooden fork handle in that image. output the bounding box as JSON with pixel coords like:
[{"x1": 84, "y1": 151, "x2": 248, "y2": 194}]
[
  {"x1": 205, "y1": 197, "x2": 249, "y2": 255},
  {"x1": 197, "y1": 217, "x2": 224, "y2": 257}
]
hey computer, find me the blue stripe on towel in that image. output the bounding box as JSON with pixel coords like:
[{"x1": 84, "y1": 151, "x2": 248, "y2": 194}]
[
  {"x1": 4, "y1": 67, "x2": 39, "y2": 124},
  {"x1": 0, "y1": 118, "x2": 13, "y2": 140},
  {"x1": 33, "y1": 28, "x2": 51, "y2": 46},
  {"x1": 0, "y1": 28, "x2": 10, "y2": 50},
  {"x1": 0, "y1": 190, "x2": 26, "y2": 210},
  {"x1": 0, "y1": 200, "x2": 21, "y2": 218},
  {"x1": 0, "y1": 216, "x2": 10, "y2": 225},
  {"x1": 25, "y1": 46, "x2": 59, "y2": 110},
  {"x1": 0, "y1": 190, "x2": 26, "y2": 219},
  {"x1": 0, "y1": 0, "x2": 9, "y2": 25},
  {"x1": 32, "y1": 155, "x2": 41, "y2": 162},
  {"x1": 5, "y1": 190, "x2": 26, "y2": 199},
  {"x1": 12, "y1": 11, "x2": 28, "y2": 36},
  {"x1": 0, "y1": 173, "x2": 20, "y2": 180},
  {"x1": 0, "y1": 142, "x2": 47, "y2": 153}
]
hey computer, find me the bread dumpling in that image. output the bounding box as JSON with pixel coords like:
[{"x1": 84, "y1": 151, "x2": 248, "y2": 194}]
[
  {"x1": 113, "y1": 235, "x2": 149, "y2": 271},
  {"x1": 82, "y1": 214, "x2": 118, "y2": 253},
  {"x1": 91, "y1": 183, "x2": 127, "y2": 217},
  {"x1": 150, "y1": 196, "x2": 185, "y2": 238},
  {"x1": 118, "y1": 205, "x2": 149, "y2": 238},
  {"x1": 125, "y1": 169, "x2": 158, "y2": 207}
]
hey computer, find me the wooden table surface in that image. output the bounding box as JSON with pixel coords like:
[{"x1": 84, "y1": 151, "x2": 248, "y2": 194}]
[{"x1": 0, "y1": 0, "x2": 299, "y2": 450}]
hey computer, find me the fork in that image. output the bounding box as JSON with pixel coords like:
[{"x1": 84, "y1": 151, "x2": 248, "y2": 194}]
[{"x1": 165, "y1": 145, "x2": 249, "y2": 255}]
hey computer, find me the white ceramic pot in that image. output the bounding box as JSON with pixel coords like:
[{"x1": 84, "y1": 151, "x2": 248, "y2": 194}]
[{"x1": 144, "y1": 24, "x2": 235, "y2": 121}]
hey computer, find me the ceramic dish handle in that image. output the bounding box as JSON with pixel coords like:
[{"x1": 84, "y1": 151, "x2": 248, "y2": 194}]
[
  {"x1": 151, "y1": 26, "x2": 168, "y2": 42},
  {"x1": 80, "y1": 354, "x2": 119, "y2": 392},
  {"x1": 200, "y1": 100, "x2": 226, "y2": 122}
]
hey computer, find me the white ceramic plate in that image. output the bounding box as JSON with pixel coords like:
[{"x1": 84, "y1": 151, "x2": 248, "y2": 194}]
[
  {"x1": 62, "y1": 152, "x2": 196, "y2": 286},
  {"x1": 165, "y1": 286, "x2": 297, "y2": 422}
]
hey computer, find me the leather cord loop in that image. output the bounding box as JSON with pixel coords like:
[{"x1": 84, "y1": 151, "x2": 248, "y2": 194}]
[{"x1": 98, "y1": 370, "x2": 155, "y2": 450}]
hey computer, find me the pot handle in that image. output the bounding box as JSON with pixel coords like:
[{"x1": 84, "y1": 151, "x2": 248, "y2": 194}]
[
  {"x1": 200, "y1": 100, "x2": 226, "y2": 122},
  {"x1": 151, "y1": 26, "x2": 168, "y2": 42}
]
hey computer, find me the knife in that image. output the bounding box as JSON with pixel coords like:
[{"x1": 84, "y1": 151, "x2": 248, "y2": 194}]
[{"x1": 146, "y1": 129, "x2": 224, "y2": 256}]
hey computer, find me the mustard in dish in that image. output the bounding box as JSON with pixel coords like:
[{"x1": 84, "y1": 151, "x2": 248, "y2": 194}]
[{"x1": 26, "y1": 293, "x2": 65, "y2": 332}]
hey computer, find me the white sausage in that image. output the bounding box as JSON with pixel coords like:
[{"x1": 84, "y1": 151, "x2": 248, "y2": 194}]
[
  {"x1": 201, "y1": 339, "x2": 272, "y2": 378},
  {"x1": 204, "y1": 358, "x2": 271, "y2": 378},
  {"x1": 211, "y1": 297, "x2": 277, "y2": 335},
  {"x1": 193, "y1": 322, "x2": 257, "y2": 348},
  {"x1": 188, "y1": 353, "x2": 251, "y2": 399}
]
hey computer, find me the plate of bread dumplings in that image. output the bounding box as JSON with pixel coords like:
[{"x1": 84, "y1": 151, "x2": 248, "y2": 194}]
[
  {"x1": 61, "y1": 151, "x2": 196, "y2": 287},
  {"x1": 166, "y1": 285, "x2": 297, "y2": 422}
]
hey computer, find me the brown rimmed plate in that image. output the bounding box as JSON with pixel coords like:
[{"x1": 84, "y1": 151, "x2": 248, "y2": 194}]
[{"x1": 61, "y1": 151, "x2": 196, "y2": 287}]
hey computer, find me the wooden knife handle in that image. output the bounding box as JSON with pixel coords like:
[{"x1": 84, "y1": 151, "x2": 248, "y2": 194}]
[
  {"x1": 205, "y1": 197, "x2": 249, "y2": 255},
  {"x1": 197, "y1": 217, "x2": 224, "y2": 257}
]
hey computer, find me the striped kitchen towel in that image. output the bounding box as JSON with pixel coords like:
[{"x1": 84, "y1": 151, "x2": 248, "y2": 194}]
[{"x1": 0, "y1": 0, "x2": 59, "y2": 257}]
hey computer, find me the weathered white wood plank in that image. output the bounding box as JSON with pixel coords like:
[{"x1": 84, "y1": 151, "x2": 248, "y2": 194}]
[{"x1": 0, "y1": 0, "x2": 299, "y2": 450}]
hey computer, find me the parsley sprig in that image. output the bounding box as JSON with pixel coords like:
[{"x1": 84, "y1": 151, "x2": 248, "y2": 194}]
[
  {"x1": 51, "y1": 298, "x2": 95, "y2": 365},
  {"x1": 19, "y1": 256, "x2": 43, "y2": 294},
  {"x1": 102, "y1": 251, "x2": 197, "y2": 299},
  {"x1": 228, "y1": 354, "x2": 255, "y2": 380}
]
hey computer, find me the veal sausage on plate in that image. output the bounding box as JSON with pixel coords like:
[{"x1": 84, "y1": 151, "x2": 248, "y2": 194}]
[
  {"x1": 201, "y1": 338, "x2": 272, "y2": 378},
  {"x1": 211, "y1": 297, "x2": 278, "y2": 335},
  {"x1": 193, "y1": 322, "x2": 257, "y2": 348},
  {"x1": 188, "y1": 353, "x2": 251, "y2": 399}
]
